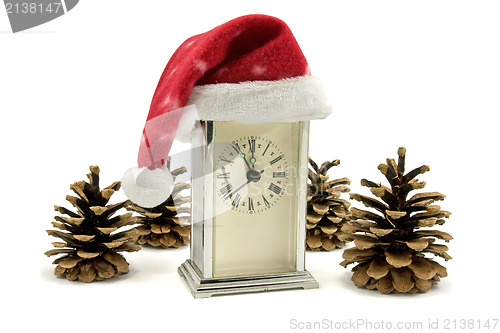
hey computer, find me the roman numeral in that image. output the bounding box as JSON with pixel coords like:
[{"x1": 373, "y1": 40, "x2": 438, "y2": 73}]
[
  {"x1": 232, "y1": 193, "x2": 241, "y2": 208},
  {"x1": 220, "y1": 156, "x2": 234, "y2": 166},
  {"x1": 270, "y1": 155, "x2": 283, "y2": 165},
  {"x1": 248, "y1": 197, "x2": 254, "y2": 211},
  {"x1": 262, "y1": 195, "x2": 270, "y2": 208},
  {"x1": 219, "y1": 183, "x2": 233, "y2": 198},
  {"x1": 269, "y1": 183, "x2": 282, "y2": 195},
  {"x1": 262, "y1": 143, "x2": 270, "y2": 156},
  {"x1": 217, "y1": 172, "x2": 230, "y2": 179},
  {"x1": 248, "y1": 139, "x2": 256, "y2": 153},
  {"x1": 273, "y1": 172, "x2": 285, "y2": 178}
]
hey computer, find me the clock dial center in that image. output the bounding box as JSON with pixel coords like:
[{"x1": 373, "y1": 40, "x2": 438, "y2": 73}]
[{"x1": 246, "y1": 169, "x2": 262, "y2": 182}]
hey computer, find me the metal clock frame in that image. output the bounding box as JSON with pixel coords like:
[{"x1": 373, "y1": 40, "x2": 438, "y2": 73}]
[{"x1": 178, "y1": 120, "x2": 318, "y2": 298}]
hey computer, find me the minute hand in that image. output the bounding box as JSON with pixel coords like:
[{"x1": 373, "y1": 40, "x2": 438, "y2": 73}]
[
  {"x1": 232, "y1": 144, "x2": 253, "y2": 170},
  {"x1": 242, "y1": 155, "x2": 252, "y2": 170}
]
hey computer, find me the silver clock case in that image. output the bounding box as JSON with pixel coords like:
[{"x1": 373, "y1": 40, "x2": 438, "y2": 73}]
[{"x1": 178, "y1": 120, "x2": 318, "y2": 298}]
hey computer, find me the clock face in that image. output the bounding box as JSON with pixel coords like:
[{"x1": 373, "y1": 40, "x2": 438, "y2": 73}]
[
  {"x1": 215, "y1": 136, "x2": 289, "y2": 214},
  {"x1": 210, "y1": 121, "x2": 304, "y2": 278}
]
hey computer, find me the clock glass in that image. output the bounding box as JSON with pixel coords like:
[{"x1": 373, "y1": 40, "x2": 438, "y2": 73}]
[{"x1": 211, "y1": 121, "x2": 302, "y2": 278}]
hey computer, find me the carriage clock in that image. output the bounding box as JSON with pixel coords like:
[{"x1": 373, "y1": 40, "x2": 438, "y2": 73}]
[{"x1": 178, "y1": 119, "x2": 319, "y2": 298}]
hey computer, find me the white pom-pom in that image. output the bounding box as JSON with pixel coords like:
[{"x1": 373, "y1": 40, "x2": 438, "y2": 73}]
[
  {"x1": 121, "y1": 167, "x2": 174, "y2": 208},
  {"x1": 175, "y1": 104, "x2": 199, "y2": 143}
]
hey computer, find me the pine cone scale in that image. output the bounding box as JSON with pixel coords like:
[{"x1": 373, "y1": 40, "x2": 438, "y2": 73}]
[
  {"x1": 390, "y1": 267, "x2": 414, "y2": 293},
  {"x1": 366, "y1": 257, "x2": 391, "y2": 279},
  {"x1": 352, "y1": 264, "x2": 370, "y2": 287}
]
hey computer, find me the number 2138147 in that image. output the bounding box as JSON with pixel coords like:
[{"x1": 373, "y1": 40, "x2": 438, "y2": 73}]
[
  {"x1": 5, "y1": 2, "x2": 62, "y2": 14},
  {"x1": 443, "y1": 319, "x2": 498, "y2": 330}
]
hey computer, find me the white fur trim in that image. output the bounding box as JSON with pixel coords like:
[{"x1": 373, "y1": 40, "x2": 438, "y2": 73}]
[
  {"x1": 187, "y1": 76, "x2": 331, "y2": 122},
  {"x1": 121, "y1": 167, "x2": 174, "y2": 208},
  {"x1": 175, "y1": 104, "x2": 199, "y2": 143}
]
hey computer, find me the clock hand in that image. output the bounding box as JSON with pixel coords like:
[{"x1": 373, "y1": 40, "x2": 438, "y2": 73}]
[
  {"x1": 249, "y1": 139, "x2": 256, "y2": 169},
  {"x1": 224, "y1": 178, "x2": 251, "y2": 200},
  {"x1": 250, "y1": 153, "x2": 256, "y2": 169},
  {"x1": 223, "y1": 169, "x2": 264, "y2": 200},
  {"x1": 232, "y1": 143, "x2": 252, "y2": 171},
  {"x1": 242, "y1": 154, "x2": 252, "y2": 171}
]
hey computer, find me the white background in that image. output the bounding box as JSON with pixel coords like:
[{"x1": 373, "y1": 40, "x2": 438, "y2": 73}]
[{"x1": 1, "y1": 1, "x2": 499, "y2": 332}]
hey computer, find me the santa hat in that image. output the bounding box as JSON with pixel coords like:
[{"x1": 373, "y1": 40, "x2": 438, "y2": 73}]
[{"x1": 122, "y1": 14, "x2": 332, "y2": 207}]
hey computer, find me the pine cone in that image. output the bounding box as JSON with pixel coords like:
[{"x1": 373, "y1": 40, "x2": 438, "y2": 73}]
[
  {"x1": 45, "y1": 166, "x2": 140, "y2": 282},
  {"x1": 127, "y1": 165, "x2": 191, "y2": 248},
  {"x1": 340, "y1": 148, "x2": 453, "y2": 294},
  {"x1": 306, "y1": 158, "x2": 351, "y2": 251}
]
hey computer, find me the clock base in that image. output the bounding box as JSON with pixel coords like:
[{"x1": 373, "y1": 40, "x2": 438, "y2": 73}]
[{"x1": 178, "y1": 260, "x2": 319, "y2": 298}]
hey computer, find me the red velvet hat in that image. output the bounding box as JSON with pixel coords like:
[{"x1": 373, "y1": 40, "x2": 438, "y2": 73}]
[{"x1": 122, "y1": 14, "x2": 331, "y2": 207}]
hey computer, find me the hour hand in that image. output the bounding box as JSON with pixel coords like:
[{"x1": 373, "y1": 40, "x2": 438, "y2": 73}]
[{"x1": 248, "y1": 138, "x2": 256, "y2": 169}]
